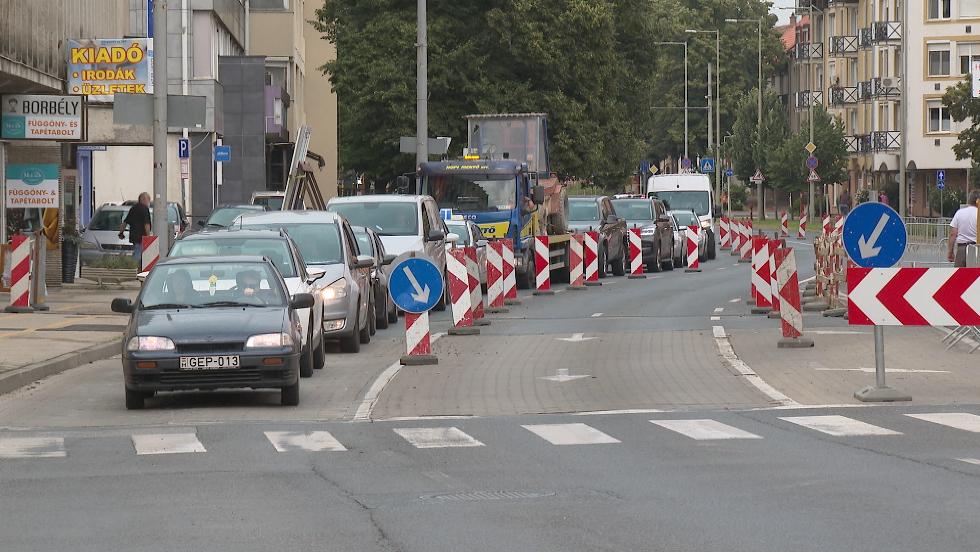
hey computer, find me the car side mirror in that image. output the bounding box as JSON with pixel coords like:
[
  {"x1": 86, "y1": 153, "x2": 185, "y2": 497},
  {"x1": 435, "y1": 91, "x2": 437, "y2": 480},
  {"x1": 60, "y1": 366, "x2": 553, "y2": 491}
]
[
  {"x1": 354, "y1": 254, "x2": 375, "y2": 269},
  {"x1": 111, "y1": 298, "x2": 134, "y2": 313},
  {"x1": 290, "y1": 293, "x2": 315, "y2": 310},
  {"x1": 306, "y1": 267, "x2": 327, "y2": 284},
  {"x1": 136, "y1": 271, "x2": 149, "y2": 283},
  {"x1": 426, "y1": 229, "x2": 445, "y2": 242},
  {"x1": 446, "y1": 232, "x2": 460, "y2": 243},
  {"x1": 531, "y1": 185, "x2": 545, "y2": 205},
  {"x1": 382, "y1": 254, "x2": 396, "y2": 266},
  {"x1": 196, "y1": 220, "x2": 205, "y2": 228}
]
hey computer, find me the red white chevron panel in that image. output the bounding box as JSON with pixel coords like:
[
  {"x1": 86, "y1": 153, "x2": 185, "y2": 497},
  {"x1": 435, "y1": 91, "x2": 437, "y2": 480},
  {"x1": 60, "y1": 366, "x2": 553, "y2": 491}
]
[
  {"x1": 501, "y1": 238, "x2": 518, "y2": 301},
  {"x1": 848, "y1": 268, "x2": 980, "y2": 326},
  {"x1": 780, "y1": 212, "x2": 789, "y2": 237},
  {"x1": 447, "y1": 249, "x2": 473, "y2": 329},
  {"x1": 719, "y1": 217, "x2": 730, "y2": 249},
  {"x1": 628, "y1": 228, "x2": 643, "y2": 276}
]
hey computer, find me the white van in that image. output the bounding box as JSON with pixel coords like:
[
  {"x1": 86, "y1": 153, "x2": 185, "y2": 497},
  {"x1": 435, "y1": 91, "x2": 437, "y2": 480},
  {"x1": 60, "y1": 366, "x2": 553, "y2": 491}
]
[{"x1": 647, "y1": 173, "x2": 716, "y2": 259}]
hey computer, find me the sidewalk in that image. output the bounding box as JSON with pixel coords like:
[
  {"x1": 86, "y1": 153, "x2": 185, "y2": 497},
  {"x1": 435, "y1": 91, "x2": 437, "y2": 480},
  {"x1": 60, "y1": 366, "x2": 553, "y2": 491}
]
[
  {"x1": 0, "y1": 285, "x2": 136, "y2": 395},
  {"x1": 728, "y1": 326, "x2": 980, "y2": 405}
]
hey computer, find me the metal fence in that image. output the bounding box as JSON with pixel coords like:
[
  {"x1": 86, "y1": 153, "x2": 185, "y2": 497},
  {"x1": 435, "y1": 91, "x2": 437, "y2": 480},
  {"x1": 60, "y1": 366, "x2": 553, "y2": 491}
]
[{"x1": 904, "y1": 217, "x2": 951, "y2": 245}]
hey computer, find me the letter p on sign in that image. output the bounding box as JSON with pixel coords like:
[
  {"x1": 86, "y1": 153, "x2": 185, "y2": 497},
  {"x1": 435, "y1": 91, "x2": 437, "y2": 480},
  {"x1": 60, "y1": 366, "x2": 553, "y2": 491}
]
[{"x1": 178, "y1": 138, "x2": 189, "y2": 159}]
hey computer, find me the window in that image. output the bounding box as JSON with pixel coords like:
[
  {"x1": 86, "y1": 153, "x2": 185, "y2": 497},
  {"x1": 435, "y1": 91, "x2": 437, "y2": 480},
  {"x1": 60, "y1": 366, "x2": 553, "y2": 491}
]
[
  {"x1": 929, "y1": 44, "x2": 951, "y2": 76},
  {"x1": 928, "y1": 101, "x2": 951, "y2": 132},
  {"x1": 929, "y1": 0, "x2": 951, "y2": 19},
  {"x1": 962, "y1": 0, "x2": 980, "y2": 17},
  {"x1": 828, "y1": 14, "x2": 836, "y2": 36},
  {"x1": 849, "y1": 11, "x2": 858, "y2": 34},
  {"x1": 959, "y1": 43, "x2": 980, "y2": 74},
  {"x1": 850, "y1": 111, "x2": 858, "y2": 134}
]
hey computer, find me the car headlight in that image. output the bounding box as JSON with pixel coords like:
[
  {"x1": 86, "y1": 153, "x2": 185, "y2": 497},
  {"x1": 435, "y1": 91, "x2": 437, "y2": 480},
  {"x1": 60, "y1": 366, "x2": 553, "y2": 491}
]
[
  {"x1": 321, "y1": 278, "x2": 348, "y2": 300},
  {"x1": 80, "y1": 241, "x2": 98, "y2": 250},
  {"x1": 245, "y1": 333, "x2": 294, "y2": 349},
  {"x1": 126, "y1": 336, "x2": 175, "y2": 351},
  {"x1": 639, "y1": 226, "x2": 657, "y2": 236}
]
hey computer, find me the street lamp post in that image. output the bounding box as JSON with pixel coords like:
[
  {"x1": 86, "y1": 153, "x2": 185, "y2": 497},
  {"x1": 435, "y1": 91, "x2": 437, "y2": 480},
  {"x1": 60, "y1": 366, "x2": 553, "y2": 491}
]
[
  {"x1": 686, "y1": 29, "x2": 720, "y2": 201},
  {"x1": 725, "y1": 17, "x2": 765, "y2": 218},
  {"x1": 654, "y1": 41, "x2": 689, "y2": 161}
]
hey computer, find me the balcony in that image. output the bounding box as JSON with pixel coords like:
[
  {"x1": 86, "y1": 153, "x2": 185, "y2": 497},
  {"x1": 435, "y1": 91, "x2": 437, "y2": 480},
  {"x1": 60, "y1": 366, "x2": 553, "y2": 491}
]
[
  {"x1": 794, "y1": 90, "x2": 824, "y2": 108},
  {"x1": 829, "y1": 36, "x2": 858, "y2": 56},
  {"x1": 871, "y1": 130, "x2": 900, "y2": 151},
  {"x1": 264, "y1": 85, "x2": 290, "y2": 140},
  {"x1": 793, "y1": 42, "x2": 824, "y2": 60},
  {"x1": 856, "y1": 78, "x2": 900, "y2": 101},
  {"x1": 829, "y1": 85, "x2": 859, "y2": 105},
  {"x1": 871, "y1": 21, "x2": 901, "y2": 42},
  {"x1": 845, "y1": 135, "x2": 872, "y2": 154},
  {"x1": 858, "y1": 28, "x2": 873, "y2": 48}
]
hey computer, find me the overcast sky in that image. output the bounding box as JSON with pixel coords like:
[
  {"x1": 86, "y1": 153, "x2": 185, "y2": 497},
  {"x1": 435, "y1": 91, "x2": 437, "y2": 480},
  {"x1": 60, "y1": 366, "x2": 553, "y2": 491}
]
[{"x1": 771, "y1": 0, "x2": 796, "y2": 24}]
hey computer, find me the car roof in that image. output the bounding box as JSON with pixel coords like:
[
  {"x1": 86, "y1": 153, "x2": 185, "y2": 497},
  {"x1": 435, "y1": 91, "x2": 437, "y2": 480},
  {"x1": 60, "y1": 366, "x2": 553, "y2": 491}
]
[
  {"x1": 569, "y1": 195, "x2": 603, "y2": 201},
  {"x1": 216, "y1": 204, "x2": 264, "y2": 209},
  {"x1": 239, "y1": 210, "x2": 343, "y2": 225},
  {"x1": 156, "y1": 255, "x2": 272, "y2": 266},
  {"x1": 179, "y1": 228, "x2": 287, "y2": 240},
  {"x1": 328, "y1": 194, "x2": 428, "y2": 205}
]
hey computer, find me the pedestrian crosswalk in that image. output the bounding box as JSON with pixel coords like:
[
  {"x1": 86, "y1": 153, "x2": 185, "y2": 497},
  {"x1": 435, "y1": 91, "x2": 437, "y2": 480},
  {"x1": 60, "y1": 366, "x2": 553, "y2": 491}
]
[{"x1": 1, "y1": 411, "x2": 979, "y2": 460}]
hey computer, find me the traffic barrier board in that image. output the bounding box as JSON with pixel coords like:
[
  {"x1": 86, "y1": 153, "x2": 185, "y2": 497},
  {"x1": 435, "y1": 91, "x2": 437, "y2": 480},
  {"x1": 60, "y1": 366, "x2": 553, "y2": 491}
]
[{"x1": 848, "y1": 268, "x2": 980, "y2": 326}]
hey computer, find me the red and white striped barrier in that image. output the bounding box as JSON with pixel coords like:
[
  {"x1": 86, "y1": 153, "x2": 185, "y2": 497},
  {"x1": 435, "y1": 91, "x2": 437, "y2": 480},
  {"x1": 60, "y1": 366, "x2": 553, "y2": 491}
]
[
  {"x1": 720, "y1": 217, "x2": 730, "y2": 250},
  {"x1": 628, "y1": 228, "x2": 646, "y2": 279},
  {"x1": 685, "y1": 225, "x2": 701, "y2": 272},
  {"x1": 400, "y1": 312, "x2": 437, "y2": 364},
  {"x1": 780, "y1": 212, "x2": 789, "y2": 237},
  {"x1": 464, "y1": 246, "x2": 489, "y2": 326},
  {"x1": 730, "y1": 219, "x2": 742, "y2": 256},
  {"x1": 446, "y1": 249, "x2": 478, "y2": 336},
  {"x1": 485, "y1": 241, "x2": 508, "y2": 313},
  {"x1": 568, "y1": 233, "x2": 585, "y2": 290},
  {"x1": 833, "y1": 214, "x2": 844, "y2": 235},
  {"x1": 750, "y1": 236, "x2": 772, "y2": 313},
  {"x1": 767, "y1": 239, "x2": 782, "y2": 317},
  {"x1": 141, "y1": 235, "x2": 160, "y2": 273},
  {"x1": 799, "y1": 208, "x2": 807, "y2": 239},
  {"x1": 4, "y1": 235, "x2": 33, "y2": 313},
  {"x1": 775, "y1": 247, "x2": 813, "y2": 347},
  {"x1": 822, "y1": 213, "x2": 831, "y2": 236},
  {"x1": 584, "y1": 230, "x2": 601, "y2": 286},
  {"x1": 739, "y1": 220, "x2": 753, "y2": 263},
  {"x1": 848, "y1": 268, "x2": 980, "y2": 326},
  {"x1": 502, "y1": 238, "x2": 520, "y2": 305},
  {"x1": 533, "y1": 235, "x2": 554, "y2": 295}
]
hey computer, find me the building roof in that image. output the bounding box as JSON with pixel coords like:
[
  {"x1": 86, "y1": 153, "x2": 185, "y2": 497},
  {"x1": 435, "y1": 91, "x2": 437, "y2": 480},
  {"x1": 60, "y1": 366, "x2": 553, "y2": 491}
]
[{"x1": 777, "y1": 15, "x2": 809, "y2": 51}]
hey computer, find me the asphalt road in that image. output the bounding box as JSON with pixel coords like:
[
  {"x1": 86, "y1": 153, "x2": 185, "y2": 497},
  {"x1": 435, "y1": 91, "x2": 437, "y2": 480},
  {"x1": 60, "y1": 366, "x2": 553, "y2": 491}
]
[{"x1": 3, "y1": 237, "x2": 978, "y2": 551}]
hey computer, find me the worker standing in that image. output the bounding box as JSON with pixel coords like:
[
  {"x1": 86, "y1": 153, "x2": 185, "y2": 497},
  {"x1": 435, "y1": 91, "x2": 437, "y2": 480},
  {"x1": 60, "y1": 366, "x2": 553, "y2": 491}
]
[{"x1": 947, "y1": 189, "x2": 980, "y2": 267}]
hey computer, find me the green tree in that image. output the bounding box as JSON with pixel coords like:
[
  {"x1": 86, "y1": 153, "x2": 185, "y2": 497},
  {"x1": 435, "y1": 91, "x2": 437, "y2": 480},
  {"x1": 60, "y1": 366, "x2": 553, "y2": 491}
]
[
  {"x1": 943, "y1": 80, "x2": 980, "y2": 161},
  {"x1": 770, "y1": 105, "x2": 848, "y2": 194},
  {"x1": 729, "y1": 88, "x2": 788, "y2": 182}
]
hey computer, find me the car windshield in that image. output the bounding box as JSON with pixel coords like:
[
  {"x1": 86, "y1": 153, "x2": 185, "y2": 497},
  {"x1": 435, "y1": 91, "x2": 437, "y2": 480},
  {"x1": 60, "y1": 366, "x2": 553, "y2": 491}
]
[
  {"x1": 671, "y1": 211, "x2": 699, "y2": 227},
  {"x1": 352, "y1": 229, "x2": 376, "y2": 256},
  {"x1": 611, "y1": 200, "x2": 653, "y2": 221},
  {"x1": 206, "y1": 207, "x2": 262, "y2": 227},
  {"x1": 328, "y1": 202, "x2": 419, "y2": 236},
  {"x1": 654, "y1": 191, "x2": 710, "y2": 216},
  {"x1": 568, "y1": 200, "x2": 600, "y2": 222},
  {"x1": 445, "y1": 222, "x2": 472, "y2": 245},
  {"x1": 141, "y1": 262, "x2": 286, "y2": 309},
  {"x1": 253, "y1": 196, "x2": 284, "y2": 210},
  {"x1": 240, "y1": 223, "x2": 345, "y2": 265},
  {"x1": 169, "y1": 237, "x2": 297, "y2": 278},
  {"x1": 427, "y1": 175, "x2": 517, "y2": 212}
]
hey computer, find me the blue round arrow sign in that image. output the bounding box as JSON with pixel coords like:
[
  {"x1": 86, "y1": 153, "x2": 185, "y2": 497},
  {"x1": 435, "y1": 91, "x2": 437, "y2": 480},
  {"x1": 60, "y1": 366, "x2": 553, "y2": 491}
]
[
  {"x1": 388, "y1": 257, "x2": 444, "y2": 313},
  {"x1": 842, "y1": 202, "x2": 907, "y2": 268}
]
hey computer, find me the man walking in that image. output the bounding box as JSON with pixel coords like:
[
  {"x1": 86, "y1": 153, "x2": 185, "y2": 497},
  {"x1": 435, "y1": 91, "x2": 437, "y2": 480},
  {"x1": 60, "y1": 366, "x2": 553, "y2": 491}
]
[
  {"x1": 947, "y1": 189, "x2": 980, "y2": 267},
  {"x1": 838, "y1": 189, "x2": 852, "y2": 216},
  {"x1": 118, "y1": 192, "x2": 152, "y2": 264}
]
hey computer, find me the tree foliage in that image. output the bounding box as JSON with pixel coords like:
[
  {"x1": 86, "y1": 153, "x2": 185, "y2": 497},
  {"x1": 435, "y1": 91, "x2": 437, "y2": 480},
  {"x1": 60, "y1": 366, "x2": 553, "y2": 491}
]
[
  {"x1": 769, "y1": 105, "x2": 848, "y2": 193},
  {"x1": 729, "y1": 88, "x2": 788, "y2": 182},
  {"x1": 943, "y1": 79, "x2": 980, "y2": 161},
  {"x1": 314, "y1": 0, "x2": 783, "y2": 187}
]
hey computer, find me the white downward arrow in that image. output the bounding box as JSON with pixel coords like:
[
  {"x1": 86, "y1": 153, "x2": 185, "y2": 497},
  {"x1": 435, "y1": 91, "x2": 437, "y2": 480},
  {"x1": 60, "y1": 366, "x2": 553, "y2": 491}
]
[
  {"x1": 857, "y1": 214, "x2": 889, "y2": 259},
  {"x1": 403, "y1": 267, "x2": 430, "y2": 303},
  {"x1": 557, "y1": 333, "x2": 595, "y2": 343}
]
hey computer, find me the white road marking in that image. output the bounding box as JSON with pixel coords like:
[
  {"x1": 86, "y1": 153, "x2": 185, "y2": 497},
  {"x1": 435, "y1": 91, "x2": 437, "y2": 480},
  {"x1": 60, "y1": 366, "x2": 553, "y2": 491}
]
[
  {"x1": 573, "y1": 408, "x2": 670, "y2": 416},
  {"x1": 710, "y1": 316, "x2": 721, "y2": 321},
  {"x1": 779, "y1": 415, "x2": 901, "y2": 436},
  {"x1": 539, "y1": 368, "x2": 591, "y2": 382},
  {"x1": 394, "y1": 427, "x2": 484, "y2": 448},
  {"x1": 0, "y1": 437, "x2": 66, "y2": 458},
  {"x1": 354, "y1": 333, "x2": 445, "y2": 421},
  {"x1": 958, "y1": 458, "x2": 980, "y2": 466},
  {"x1": 556, "y1": 333, "x2": 595, "y2": 342},
  {"x1": 132, "y1": 433, "x2": 207, "y2": 455},
  {"x1": 523, "y1": 423, "x2": 620, "y2": 445},
  {"x1": 729, "y1": 297, "x2": 742, "y2": 303},
  {"x1": 712, "y1": 325, "x2": 799, "y2": 407},
  {"x1": 591, "y1": 312, "x2": 603, "y2": 318},
  {"x1": 651, "y1": 419, "x2": 762, "y2": 440},
  {"x1": 815, "y1": 367, "x2": 950, "y2": 374},
  {"x1": 718, "y1": 266, "x2": 727, "y2": 271},
  {"x1": 799, "y1": 275, "x2": 816, "y2": 284},
  {"x1": 264, "y1": 431, "x2": 347, "y2": 452},
  {"x1": 906, "y1": 413, "x2": 980, "y2": 433},
  {"x1": 714, "y1": 307, "x2": 724, "y2": 313}
]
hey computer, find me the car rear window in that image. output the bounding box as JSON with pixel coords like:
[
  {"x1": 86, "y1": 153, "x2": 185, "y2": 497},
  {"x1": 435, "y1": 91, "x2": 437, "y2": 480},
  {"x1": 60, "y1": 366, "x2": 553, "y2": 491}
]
[
  {"x1": 611, "y1": 200, "x2": 653, "y2": 221},
  {"x1": 328, "y1": 202, "x2": 419, "y2": 236},
  {"x1": 568, "y1": 201, "x2": 599, "y2": 222},
  {"x1": 170, "y1": 238, "x2": 297, "y2": 278}
]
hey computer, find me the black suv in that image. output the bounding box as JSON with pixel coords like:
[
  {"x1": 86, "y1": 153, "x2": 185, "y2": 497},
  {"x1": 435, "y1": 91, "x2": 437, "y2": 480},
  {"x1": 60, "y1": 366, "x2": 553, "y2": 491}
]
[{"x1": 567, "y1": 196, "x2": 628, "y2": 277}]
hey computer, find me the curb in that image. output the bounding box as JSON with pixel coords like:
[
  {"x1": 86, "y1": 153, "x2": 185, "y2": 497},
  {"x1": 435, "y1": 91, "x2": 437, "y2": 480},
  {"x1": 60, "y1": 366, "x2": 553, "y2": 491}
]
[{"x1": 0, "y1": 338, "x2": 121, "y2": 396}]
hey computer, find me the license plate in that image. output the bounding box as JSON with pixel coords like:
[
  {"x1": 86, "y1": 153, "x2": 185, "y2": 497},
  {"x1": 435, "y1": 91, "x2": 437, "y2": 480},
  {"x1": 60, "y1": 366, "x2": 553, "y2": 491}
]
[{"x1": 179, "y1": 355, "x2": 240, "y2": 370}]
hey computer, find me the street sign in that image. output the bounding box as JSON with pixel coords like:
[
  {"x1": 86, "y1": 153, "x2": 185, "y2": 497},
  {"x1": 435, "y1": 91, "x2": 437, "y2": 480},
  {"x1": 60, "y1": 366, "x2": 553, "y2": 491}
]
[
  {"x1": 178, "y1": 138, "x2": 190, "y2": 159},
  {"x1": 806, "y1": 155, "x2": 818, "y2": 170},
  {"x1": 725, "y1": 167, "x2": 734, "y2": 178},
  {"x1": 749, "y1": 169, "x2": 764, "y2": 183},
  {"x1": 807, "y1": 168, "x2": 820, "y2": 182},
  {"x1": 649, "y1": 163, "x2": 658, "y2": 175},
  {"x1": 681, "y1": 157, "x2": 692, "y2": 170},
  {"x1": 937, "y1": 169, "x2": 946, "y2": 189},
  {"x1": 805, "y1": 142, "x2": 817, "y2": 154},
  {"x1": 179, "y1": 158, "x2": 189, "y2": 179},
  {"x1": 214, "y1": 145, "x2": 231, "y2": 163},
  {"x1": 699, "y1": 158, "x2": 715, "y2": 173},
  {"x1": 848, "y1": 268, "x2": 980, "y2": 326},
  {"x1": 843, "y1": 202, "x2": 907, "y2": 268},
  {"x1": 640, "y1": 160, "x2": 650, "y2": 174},
  {"x1": 388, "y1": 257, "x2": 444, "y2": 314},
  {"x1": 937, "y1": 180, "x2": 946, "y2": 190}
]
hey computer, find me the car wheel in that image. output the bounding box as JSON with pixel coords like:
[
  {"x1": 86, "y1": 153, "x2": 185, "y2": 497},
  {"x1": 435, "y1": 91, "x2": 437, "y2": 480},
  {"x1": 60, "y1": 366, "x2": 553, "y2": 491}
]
[
  {"x1": 369, "y1": 300, "x2": 377, "y2": 336},
  {"x1": 125, "y1": 387, "x2": 144, "y2": 410},
  {"x1": 299, "y1": 340, "x2": 314, "y2": 379},
  {"x1": 340, "y1": 308, "x2": 361, "y2": 353},
  {"x1": 433, "y1": 275, "x2": 447, "y2": 311},
  {"x1": 313, "y1": 323, "x2": 325, "y2": 370},
  {"x1": 359, "y1": 299, "x2": 373, "y2": 344},
  {"x1": 663, "y1": 254, "x2": 674, "y2": 271},
  {"x1": 387, "y1": 299, "x2": 398, "y2": 324},
  {"x1": 598, "y1": 243, "x2": 608, "y2": 278},
  {"x1": 707, "y1": 231, "x2": 717, "y2": 260},
  {"x1": 281, "y1": 379, "x2": 299, "y2": 406},
  {"x1": 376, "y1": 287, "x2": 390, "y2": 330}
]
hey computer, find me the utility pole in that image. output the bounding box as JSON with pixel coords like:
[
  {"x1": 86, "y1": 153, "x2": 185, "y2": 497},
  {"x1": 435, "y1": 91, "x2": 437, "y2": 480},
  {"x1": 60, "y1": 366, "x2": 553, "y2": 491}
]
[
  {"x1": 684, "y1": 43, "x2": 689, "y2": 161},
  {"x1": 715, "y1": 32, "x2": 721, "y2": 208},
  {"x1": 756, "y1": 18, "x2": 764, "y2": 219},
  {"x1": 152, "y1": 0, "x2": 169, "y2": 252},
  {"x1": 707, "y1": 63, "x2": 713, "y2": 169},
  {"x1": 898, "y1": 0, "x2": 908, "y2": 217},
  {"x1": 416, "y1": 0, "x2": 428, "y2": 182}
]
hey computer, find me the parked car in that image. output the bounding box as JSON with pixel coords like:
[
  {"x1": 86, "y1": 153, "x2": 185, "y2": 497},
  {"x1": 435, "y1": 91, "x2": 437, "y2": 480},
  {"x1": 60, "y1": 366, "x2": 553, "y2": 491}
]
[
  {"x1": 667, "y1": 211, "x2": 687, "y2": 268},
  {"x1": 351, "y1": 225, "x2": 398, "y2": 329},
  {"x1": 444, "y1": 218, "x2": 488, "y2": 286},
  {"x1": 236, "y1": 210, "x2": 376, "y2": 353},
  {"x1": 611, "y1": 196, "x2": 674, "y2": 272},
  {"x1": 112, "y1": 256, "x2": 314, "y2": 409},
  {"x1": 567, "y1": 196, "x2": 627, "y2": 277},
  {"x1": 670, "y1": 209, "x2": 707, "y2": 263},
  {"x1": 80, "y1": 202, "x2": 186, "y2": 265},
  {"x1": 326, "y1": 194, "x2": 458, "y2": 311},
  {"x1": 168, "y1": 229, "x2": 327, "y2": 377},
  {"x1": 250, "y1": 191, "x2": 285, "y2": 211},
  {"x1": 196, "y1": 204, "x2": 266, "y2": 230}
]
